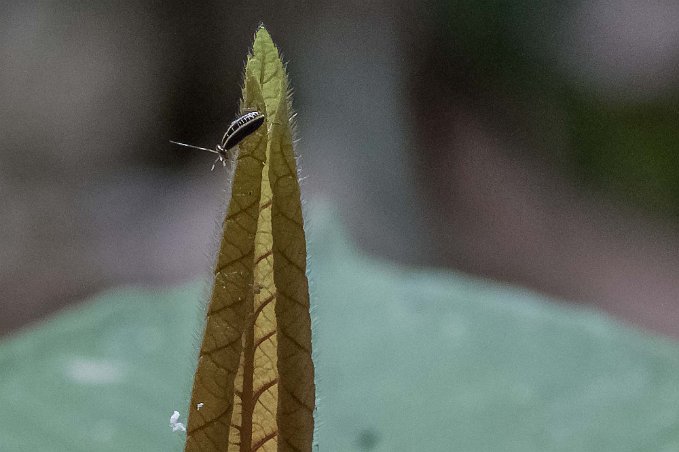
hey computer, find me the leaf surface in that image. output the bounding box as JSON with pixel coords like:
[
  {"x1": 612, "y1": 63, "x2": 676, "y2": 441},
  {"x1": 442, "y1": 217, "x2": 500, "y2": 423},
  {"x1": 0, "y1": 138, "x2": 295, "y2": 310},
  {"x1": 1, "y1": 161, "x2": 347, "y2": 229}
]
[
  {"x1": 269, "y1": 80, "x2": 315, "y2": 452},
  {"x1": 185, "y1": 27, "x2": 314, "y2": 452}
]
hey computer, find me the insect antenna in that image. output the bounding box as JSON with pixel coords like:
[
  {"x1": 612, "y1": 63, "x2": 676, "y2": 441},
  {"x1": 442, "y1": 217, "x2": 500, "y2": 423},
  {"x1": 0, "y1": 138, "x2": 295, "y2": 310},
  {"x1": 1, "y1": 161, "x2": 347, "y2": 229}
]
[{"x1": 169, "y1": 140, "x2": 219, "y2": 155}]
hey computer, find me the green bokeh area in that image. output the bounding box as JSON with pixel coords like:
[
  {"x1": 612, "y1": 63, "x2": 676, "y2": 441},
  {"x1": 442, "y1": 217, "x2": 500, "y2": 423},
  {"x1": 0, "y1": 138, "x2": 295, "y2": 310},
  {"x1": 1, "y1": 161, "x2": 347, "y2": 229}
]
[
  {"x1": 2, "y1": 205, "x2": 679, "y2": 451},
  {"x1": 433, "y1": 1, "x2": 679, "y2": 218},
  {"x1": 568, "y1": 98, "x2": 679, "y2": 214}
]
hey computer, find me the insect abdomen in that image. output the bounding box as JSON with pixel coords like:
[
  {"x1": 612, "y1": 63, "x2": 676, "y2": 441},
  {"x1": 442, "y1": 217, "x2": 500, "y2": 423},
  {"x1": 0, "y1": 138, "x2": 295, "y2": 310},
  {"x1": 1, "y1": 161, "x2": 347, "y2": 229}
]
[{"x1": 221, "y1": 111, "x2": 265, "y2": 150}]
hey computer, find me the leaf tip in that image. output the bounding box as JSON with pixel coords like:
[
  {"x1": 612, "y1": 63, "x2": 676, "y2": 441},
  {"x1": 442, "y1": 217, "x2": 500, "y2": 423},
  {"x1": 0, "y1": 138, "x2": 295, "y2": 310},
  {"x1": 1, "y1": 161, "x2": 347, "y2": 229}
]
[{"x1": 254, "y1": 24, "x2": 273, "y2": 45}]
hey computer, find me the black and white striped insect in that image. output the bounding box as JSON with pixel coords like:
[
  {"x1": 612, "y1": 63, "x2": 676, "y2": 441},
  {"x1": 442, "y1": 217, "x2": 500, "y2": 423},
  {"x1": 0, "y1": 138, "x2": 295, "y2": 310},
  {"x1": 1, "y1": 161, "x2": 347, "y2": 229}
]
[{"x1": 170, "y1": 111, "x2": 265, "y2": 170}]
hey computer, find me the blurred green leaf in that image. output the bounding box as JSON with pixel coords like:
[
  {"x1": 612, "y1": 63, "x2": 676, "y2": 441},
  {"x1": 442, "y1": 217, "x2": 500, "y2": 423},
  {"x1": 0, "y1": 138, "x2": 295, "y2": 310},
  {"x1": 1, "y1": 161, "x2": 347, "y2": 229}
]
[{"x1": 2, "y1": 204, "x2": 679, "y2": 451}]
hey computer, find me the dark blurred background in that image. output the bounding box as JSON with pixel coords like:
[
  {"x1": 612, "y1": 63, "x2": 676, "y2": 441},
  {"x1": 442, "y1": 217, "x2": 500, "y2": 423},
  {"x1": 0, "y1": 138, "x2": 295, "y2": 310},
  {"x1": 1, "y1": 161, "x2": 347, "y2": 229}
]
[{"x1": 2, "y1": 1, "x2": 679, "y2": 337}]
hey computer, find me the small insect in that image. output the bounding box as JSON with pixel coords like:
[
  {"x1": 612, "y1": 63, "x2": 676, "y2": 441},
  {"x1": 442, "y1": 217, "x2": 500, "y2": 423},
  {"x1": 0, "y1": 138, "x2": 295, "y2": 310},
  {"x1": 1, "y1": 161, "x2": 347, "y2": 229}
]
[{"x1": 170, "y1": 110, "x2": 265, "y2": 170}]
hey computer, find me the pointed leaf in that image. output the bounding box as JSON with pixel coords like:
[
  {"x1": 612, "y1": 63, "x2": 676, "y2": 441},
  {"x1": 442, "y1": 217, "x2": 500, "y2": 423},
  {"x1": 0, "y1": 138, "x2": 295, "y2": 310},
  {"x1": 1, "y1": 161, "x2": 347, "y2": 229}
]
[{"x1": 185, "y1": 26, "x2": 314, "y2": 452}]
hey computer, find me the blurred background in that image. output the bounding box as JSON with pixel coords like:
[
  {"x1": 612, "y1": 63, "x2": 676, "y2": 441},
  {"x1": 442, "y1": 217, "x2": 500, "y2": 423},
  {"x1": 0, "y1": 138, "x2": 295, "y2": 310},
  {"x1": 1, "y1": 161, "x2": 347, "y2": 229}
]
[{"x1": 1, "y1": 0, "x2": 679, "y2": 337}]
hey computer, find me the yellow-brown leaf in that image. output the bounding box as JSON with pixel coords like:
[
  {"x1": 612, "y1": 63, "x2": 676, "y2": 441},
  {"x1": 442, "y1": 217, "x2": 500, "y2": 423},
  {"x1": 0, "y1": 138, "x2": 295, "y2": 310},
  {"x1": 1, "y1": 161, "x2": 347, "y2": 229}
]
[{"x1": 185, "y1": 26, "x2": 314, "y2": 452}]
